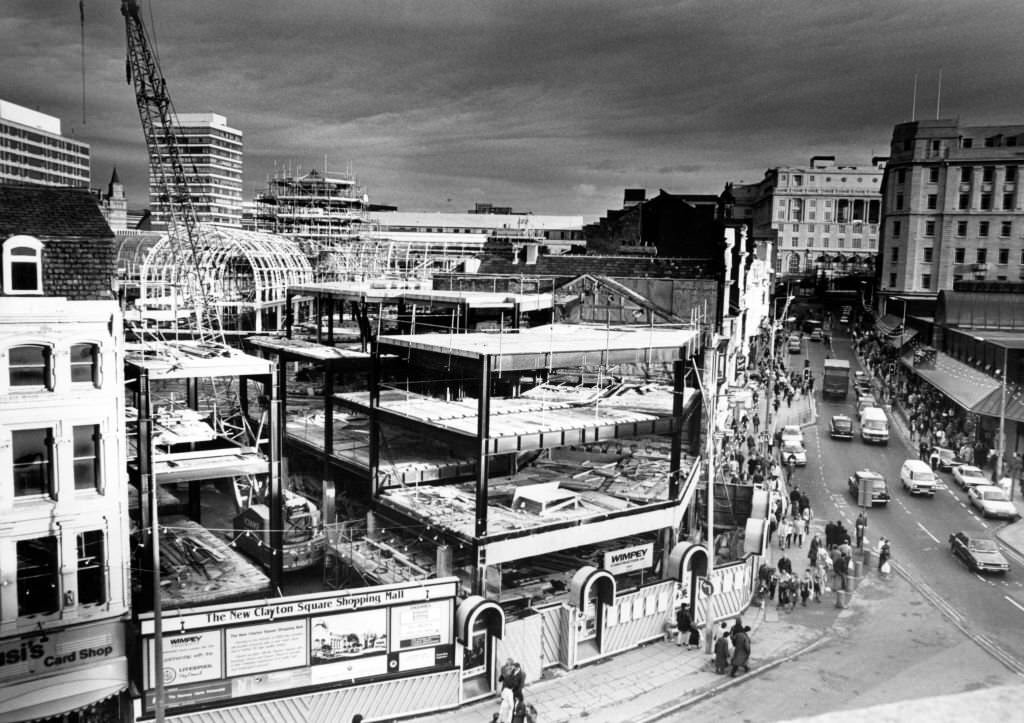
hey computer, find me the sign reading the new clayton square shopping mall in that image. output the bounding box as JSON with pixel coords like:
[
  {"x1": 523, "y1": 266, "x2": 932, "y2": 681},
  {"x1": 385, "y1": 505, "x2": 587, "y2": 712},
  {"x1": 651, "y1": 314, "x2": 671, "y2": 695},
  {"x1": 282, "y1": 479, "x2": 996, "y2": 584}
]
[{"x1": 602, "y1": 543, "x2": 654, "y2": 575}]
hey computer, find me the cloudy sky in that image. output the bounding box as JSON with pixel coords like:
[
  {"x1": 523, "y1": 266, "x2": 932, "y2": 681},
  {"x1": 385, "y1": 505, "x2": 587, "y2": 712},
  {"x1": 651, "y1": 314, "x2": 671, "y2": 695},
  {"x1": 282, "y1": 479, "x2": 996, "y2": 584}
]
[{"x1": 5, "y1": 0, "x2": 1024, "y2": 219}]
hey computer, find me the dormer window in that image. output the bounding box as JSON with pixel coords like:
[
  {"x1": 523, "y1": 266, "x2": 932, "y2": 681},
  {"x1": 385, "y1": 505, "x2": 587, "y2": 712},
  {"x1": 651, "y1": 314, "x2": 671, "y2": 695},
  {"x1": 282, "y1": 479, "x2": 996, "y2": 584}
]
[{"x1": 3, "y1": 235, "x2": 44, "y2": 294}]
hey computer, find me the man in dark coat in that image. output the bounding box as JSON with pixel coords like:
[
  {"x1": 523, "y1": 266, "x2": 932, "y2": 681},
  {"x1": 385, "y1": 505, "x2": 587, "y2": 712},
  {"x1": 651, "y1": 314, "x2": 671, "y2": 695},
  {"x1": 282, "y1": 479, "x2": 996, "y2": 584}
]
[
  {"x1": 730, "y1": 625, "x2": 751, "y2": 677},
  {"x1": 714, "y1": 627, "x2": 731, "y2": 674},
  {"x1": 675, "y1": 603, "x2": 698, "y2": 649}
]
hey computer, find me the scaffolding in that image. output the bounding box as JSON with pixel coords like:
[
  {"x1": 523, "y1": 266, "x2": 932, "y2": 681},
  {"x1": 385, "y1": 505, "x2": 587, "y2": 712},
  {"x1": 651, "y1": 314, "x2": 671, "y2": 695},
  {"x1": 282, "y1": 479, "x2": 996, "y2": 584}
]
[
  {"x1": 137, "y1": 224, "x2": 313, "y2": 334},
  {"x1": 254, "y1": 167, "x2": 371, "y2": 247}
]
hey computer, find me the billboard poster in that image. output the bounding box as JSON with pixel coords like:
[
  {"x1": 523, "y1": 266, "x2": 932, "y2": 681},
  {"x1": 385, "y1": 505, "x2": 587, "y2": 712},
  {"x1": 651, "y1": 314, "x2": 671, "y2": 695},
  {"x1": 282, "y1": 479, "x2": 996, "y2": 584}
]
[
  {"x1": 149, "y1": 630, "x2": 222, "y2": 689},
  {"x1": 137, "y1": 577, "x2": 460, "y2": 716},
  {"x1": 309, "y1": 609, "x2": 387, "y2": 664},
  {"x1": 393, "y1": 601, "x2": 449, "y2": 650},
  {"x1": 225, "y1": 619, "x2": 307, "y2": 677}
]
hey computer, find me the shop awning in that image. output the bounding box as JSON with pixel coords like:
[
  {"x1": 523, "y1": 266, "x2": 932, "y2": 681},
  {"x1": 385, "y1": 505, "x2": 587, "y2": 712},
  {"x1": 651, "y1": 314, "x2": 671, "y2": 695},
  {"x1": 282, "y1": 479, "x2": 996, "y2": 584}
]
[
  {"x1": 884, "y1": 329, "x2": 919, "y2": 349},
  {"x1": 973, "y1": 387, "x2": 1024, "y2": 424},
  {"x1": 875, "y1": 314, "x2": 903, "y2": 336},
  {"x1": 904, "y1": 351, "x2": 1000, "y2": 411},
  {"x1": 455, "y1": 595, "x2": 505, "y2": 645},
  {"x1": 0, "y1": 659, "x2": 128, "y2": 723},
  {"x1": 569, "y1": 565, "x2": 616, "y2": 609}
]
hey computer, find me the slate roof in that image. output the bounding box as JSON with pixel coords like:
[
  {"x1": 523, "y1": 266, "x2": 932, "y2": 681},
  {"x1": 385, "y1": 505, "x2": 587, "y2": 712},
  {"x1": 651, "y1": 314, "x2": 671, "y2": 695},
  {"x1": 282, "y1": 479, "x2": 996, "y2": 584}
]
[{"x1": 0, "y1": 184, "x2": 113, "y2": 238}]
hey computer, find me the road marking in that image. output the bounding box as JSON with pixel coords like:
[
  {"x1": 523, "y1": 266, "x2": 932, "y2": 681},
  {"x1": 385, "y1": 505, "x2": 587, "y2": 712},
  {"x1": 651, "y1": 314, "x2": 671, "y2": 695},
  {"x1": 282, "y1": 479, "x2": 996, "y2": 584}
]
[
  {"x1": 917, "y1": 522, "x2": 941, "y2": 544},
  {"x1": 1005, "y1": 595, "x2": 1024, "y2": 615}
]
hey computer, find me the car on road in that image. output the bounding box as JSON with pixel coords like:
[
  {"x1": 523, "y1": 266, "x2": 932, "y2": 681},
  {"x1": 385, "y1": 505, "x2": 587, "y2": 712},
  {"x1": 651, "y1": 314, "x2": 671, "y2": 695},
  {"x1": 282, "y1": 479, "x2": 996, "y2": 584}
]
[
  {"x1": 839, "y1": 313, "x2": 850, "y2": 324},
  {"x1": 900, "y1": 459, "x2": 937, "y2": 496},
  {"x1": 968, "y1": 485, "x2": 1019, "y2": 519},
  {"x1": 809, "y1": 329, "x2": 823, "y2": 342},
  {"x1": 952, "y1": 464, "x2": 989, "y2": 489},
  {"x1": 829, "y1": 414, "x2": 854, "y2": 440},
  {"x1": 949, "y1": 531, "x2": 1009, "y2": 574},
  {"x1": 928, "y1": 446, "x2": 960, "y2": 472},
  {"x1": 781, "y1": 440, "x2": 807, "y2": 466},
  {"x1": 787, "y1": 334, "x2": 802, "y2": 353},
  {"x1": 779, "y1": 424, "x2": 804, "y2": 446},
  {"x1": 856, "y1": 393, "x2": 878, "y2": 416},
  {"x1": 848, "y1": 469, "x2": 890, "y2": 506}
]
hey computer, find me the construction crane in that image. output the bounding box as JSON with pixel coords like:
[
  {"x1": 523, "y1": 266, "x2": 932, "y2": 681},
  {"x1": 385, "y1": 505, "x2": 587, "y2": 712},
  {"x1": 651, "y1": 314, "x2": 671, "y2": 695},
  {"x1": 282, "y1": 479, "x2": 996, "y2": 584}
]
[{"x1": 121, "y1": 0, "x2": 226, "y2": 353}]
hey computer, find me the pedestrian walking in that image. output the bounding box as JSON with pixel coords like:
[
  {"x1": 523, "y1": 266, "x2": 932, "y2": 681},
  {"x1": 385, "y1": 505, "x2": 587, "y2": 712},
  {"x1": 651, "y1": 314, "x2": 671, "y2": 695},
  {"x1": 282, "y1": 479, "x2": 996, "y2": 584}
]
[
  {"x1": 785, "y1": 454, "x2": 796, "y2": 484},
  {"x1": 801, "y1": 504, "x2": 812, "y2": 536},
  {"x1": 752, "y1": 412, "x2": 760, "y2": 433},
  {"x1": 729, "y1": 625, "x2": 752, "y2": 677},
  {"x1": 714, "y1": 626, "x2": 731, "y2": 674},
  {"x1": 800, "y1": 571, "x2": 812, "y2": 606},
  {"x1": 811, "y1": 566, "x2": 823, "y2": 602},
  {"x1": 855, "y1": 511, "x2": 867, "y2": 550},
  {"x1": 792, "y1": 521, "x2": 804, "y2": 549},
  {"x1": 675, "y1": 603, "x2": 699, "y2": 649},
  {"x1": 778, "y1": 517, "x2": 791, "y2": 550},
  {"x1": 878, "y1": 538, "x2": 892, "y2": 574}
]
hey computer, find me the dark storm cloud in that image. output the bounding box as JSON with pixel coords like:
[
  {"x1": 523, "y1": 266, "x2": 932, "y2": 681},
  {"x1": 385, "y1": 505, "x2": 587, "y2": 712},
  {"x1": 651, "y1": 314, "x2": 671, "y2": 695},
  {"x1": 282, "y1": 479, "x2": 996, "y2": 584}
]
[{"x1": 4, "y1": 0, "x2": 1024, "y2": 217}]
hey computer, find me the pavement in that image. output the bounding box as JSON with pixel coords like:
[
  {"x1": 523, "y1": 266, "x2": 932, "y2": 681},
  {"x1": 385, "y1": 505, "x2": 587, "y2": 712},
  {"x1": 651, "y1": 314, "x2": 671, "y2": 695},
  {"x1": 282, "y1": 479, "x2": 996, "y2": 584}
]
[{"x1": 399, "y1": 398, "x2": 844, "y2": 723}]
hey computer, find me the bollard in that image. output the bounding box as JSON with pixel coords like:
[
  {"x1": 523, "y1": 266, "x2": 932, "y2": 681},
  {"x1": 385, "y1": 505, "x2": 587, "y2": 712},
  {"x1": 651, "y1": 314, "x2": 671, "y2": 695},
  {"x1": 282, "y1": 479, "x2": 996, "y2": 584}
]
[
  {"x1": 834, "y1": 590, "x2": 848, "y2": 608},
  {"x1": 845, "y1": 574, "x2": 860, "y2": 592},
  {"x1": 853, "y1": 560, "x2": 863, "y2": 578}
]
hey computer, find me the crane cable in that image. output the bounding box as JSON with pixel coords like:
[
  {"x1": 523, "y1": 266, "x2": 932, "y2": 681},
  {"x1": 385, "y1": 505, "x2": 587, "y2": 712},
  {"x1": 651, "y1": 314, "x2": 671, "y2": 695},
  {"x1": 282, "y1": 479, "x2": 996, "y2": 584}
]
[{"x1": 79, "y1": 0, "x2": 86, "y2": 124}]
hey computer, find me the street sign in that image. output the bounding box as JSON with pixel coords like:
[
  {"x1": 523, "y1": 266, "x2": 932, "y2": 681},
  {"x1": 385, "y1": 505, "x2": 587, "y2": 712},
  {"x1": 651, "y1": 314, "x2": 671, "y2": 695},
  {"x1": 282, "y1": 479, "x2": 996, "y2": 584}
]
[{"x1": 699, "y1": 579, "x2": 714, "y2": 596}]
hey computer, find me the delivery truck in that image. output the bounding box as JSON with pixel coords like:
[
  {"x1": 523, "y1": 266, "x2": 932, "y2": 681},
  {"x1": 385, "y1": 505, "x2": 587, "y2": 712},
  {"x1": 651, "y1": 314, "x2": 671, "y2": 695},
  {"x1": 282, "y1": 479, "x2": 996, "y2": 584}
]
[{"x1": 823, "y1": 358, "x2": 851, "y2": 400}]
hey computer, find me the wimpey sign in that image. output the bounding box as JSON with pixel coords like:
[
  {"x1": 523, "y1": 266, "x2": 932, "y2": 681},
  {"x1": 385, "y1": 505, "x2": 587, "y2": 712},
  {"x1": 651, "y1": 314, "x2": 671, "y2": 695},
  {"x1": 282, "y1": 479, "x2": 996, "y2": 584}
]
[{"x1": 602, "y1": 543, "x2": 654, "y2": 575}]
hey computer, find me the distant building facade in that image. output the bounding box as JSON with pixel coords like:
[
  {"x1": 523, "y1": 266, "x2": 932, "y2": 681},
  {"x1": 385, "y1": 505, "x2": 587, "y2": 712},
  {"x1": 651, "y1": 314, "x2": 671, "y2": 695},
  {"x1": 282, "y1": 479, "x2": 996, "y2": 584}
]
[
  {"x1": 584, "y1": 189, "x2": 720, "y2": 257},
  {"x1": 369, "y1": 210, "x2": 584, "y2": 255},
  {"x1": 0, "y1": 185, "x2": 130, "y2": 722},
  {"x1": 149, "y1": 112, "x2": 243, "y2": 228},
  {"x1": 878, "y1": 120, "x2": 1024, "y2": 303},
  {"x1": 731, "y1": 156, "x2": 885, "y2": 284},
  {"x1": 96, "y1": 167, "x2": 128, "y2": 232},
  {"x1": 0, "y1": 100, "x2": 90, "y2": 189}
]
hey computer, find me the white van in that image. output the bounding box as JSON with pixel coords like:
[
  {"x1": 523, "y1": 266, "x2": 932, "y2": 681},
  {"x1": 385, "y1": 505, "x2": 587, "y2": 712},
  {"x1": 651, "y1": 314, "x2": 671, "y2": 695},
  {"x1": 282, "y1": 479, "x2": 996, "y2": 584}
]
[
  {"x1": 900, "y1": 459, "x2": 937, "y2": 496},
  {"x1": 859, "y1": 406, "x2": 889, "y2": 445}
]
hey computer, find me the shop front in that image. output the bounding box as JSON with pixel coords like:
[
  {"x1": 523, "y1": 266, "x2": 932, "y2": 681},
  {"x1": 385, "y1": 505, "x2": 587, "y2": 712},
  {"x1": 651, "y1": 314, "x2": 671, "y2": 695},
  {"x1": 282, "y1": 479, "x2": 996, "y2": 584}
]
[{"x1": 0, "y1": 619, "x2": 129, "y2": 723}]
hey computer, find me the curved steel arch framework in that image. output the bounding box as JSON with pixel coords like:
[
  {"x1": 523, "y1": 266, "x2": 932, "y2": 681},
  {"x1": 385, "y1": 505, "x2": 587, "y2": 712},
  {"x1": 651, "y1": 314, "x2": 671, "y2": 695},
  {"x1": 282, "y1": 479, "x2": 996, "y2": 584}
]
[{"x1": 138, "y1": 224, "x2": 313, "y2": 333}]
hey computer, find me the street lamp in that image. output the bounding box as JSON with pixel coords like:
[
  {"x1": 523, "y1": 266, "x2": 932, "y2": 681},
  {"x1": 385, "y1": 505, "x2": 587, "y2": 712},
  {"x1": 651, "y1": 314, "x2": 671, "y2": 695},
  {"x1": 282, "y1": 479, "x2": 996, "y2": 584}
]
[{"x1": 765, "y1": 295, "x2": 795, "y2": 453}]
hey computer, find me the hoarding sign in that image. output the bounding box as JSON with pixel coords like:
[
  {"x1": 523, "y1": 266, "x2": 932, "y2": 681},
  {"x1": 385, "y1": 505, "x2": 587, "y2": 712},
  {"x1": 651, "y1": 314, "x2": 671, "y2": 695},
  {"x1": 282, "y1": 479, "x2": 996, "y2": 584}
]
[
  {"x1": 138, "y1": 577, "x2": 459, "y2": 717},
  {"x1": 602, "y1": 543, "x2": 654, "y2": 575}
]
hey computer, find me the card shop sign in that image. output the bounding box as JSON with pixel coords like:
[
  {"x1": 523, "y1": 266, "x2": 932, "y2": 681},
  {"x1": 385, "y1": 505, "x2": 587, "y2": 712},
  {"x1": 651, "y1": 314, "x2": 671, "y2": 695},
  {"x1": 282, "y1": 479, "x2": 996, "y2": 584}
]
[{"x1": 602, "y1": 543, "x2": 654, "y2": 575}]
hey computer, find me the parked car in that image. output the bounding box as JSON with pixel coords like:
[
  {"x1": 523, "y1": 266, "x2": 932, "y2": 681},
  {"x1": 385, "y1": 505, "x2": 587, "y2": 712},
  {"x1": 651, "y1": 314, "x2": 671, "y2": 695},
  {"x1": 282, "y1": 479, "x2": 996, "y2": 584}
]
[
  {"x1": 781, "y1": 440, "x2": 807, "y2": 466},
  {"x1": 848, "y1": 469, "x2": 890, "y2": 506},
  {"x1": 949, "y1": 531, "x2": 1009, "y2": 574},
  {"x1": 779, "y1": 424, "x2": 804, "y2": 446},
  {"x1": 968, "y1": 485, "x2": 1019, "y2": 519},
  {"x1": 787, "y1": 334, "x2": 802, "y2": 353},
  {"x1": 952, "y1": 464, "x2": 989, "y2": 489},
  {"x1": 829, "y1": 414, "x2": 854, "y2": 440},
  {"x1": 900, "y1": 459, "x2": 937, "y2": 496},
  {"x1": 856, "y1": 394, "x2": 878, "y2": 416},
  {"x1": 839, "y1": 314, "x2": 850, "y2": 324},
  {"x1": 928, "y1": 446, "x2": 960, "y2": 471},
  {"x1": 809, "y1": 329, "x2": 823, "y2": 342}
]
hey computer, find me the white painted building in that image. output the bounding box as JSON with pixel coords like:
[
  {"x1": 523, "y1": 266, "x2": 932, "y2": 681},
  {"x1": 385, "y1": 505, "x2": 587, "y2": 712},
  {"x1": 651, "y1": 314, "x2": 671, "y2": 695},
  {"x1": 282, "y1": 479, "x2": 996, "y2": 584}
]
[{"x1": 0, "y1": 185, "x2": 130, "y2": 721}]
